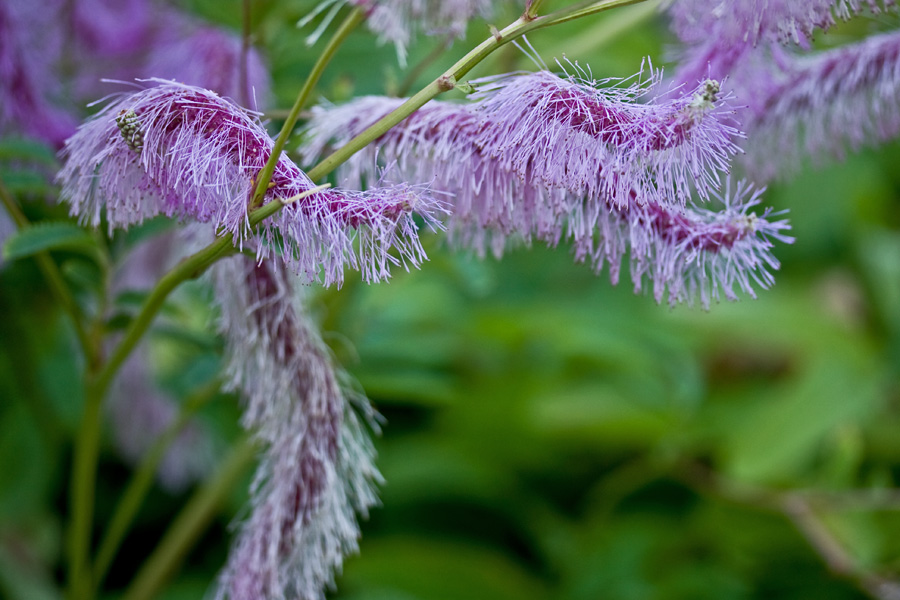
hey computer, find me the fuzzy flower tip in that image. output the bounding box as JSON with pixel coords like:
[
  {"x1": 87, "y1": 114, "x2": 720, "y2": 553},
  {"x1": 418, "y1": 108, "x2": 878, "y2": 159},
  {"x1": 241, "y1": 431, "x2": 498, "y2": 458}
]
[
  {"x1": 469, "y1": 65, "x2": 743, "y2": 207},
  {"x1": 57, "y1": 81, "x2": 444, "y2": 286},
  {"x1": 214, "y1": 258, "x2": 381, "y2": 600}
]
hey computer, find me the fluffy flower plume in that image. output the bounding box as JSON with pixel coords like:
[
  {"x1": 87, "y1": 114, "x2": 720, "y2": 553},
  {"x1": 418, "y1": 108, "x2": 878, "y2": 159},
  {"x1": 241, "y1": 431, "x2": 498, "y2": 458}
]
[
  {"x1": 214, "y1": 258, "x2": 381, "y2": 600},
  {"x1": 57, "y1": 81, "x2": 444, "y2": 285},
  {"x1": 469, "y1": 67, "x2": 742, "y2": 207},
  {"x1": 736, "y1": 30, "x2": 900, "y2": 180},
  {"x1": 302, "y1": 79, "x2": 791, "y2": 307},
  {"x1": 302, "y1": 0, "x2": 494, "y2": 64}
]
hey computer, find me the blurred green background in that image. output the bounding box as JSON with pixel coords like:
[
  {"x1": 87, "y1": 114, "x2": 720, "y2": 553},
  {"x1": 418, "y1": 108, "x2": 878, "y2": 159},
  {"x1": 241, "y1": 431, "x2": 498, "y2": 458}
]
[{"x1": 1, "y1": 1, "x2": 900, "y2": 599}]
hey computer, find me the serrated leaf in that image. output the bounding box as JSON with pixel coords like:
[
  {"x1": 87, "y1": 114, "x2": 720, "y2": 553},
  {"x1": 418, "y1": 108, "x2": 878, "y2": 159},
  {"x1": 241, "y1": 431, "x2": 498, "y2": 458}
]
[{"x1": 2, "y1": 222, "x2": 96, "y2": 261}]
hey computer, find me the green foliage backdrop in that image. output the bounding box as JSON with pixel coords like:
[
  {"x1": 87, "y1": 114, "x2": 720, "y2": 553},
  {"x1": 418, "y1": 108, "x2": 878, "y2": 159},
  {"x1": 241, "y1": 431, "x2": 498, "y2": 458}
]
[{"x1": 1, "y1": 2, "x2": 899, "y2": 599}]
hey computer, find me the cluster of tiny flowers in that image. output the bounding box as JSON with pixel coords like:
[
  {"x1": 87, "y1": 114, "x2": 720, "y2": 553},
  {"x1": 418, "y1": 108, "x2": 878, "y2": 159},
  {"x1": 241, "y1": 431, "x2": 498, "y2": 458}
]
[
  {"x1": 666, "y1": 0, "x2": 896, "y2": 89},
  {"x1": 302, "y1": 66, "x2": 789, "y2": 307},
  {"x1": 213, "y1": 258, "x2": 381, "y2": 600},
  {"x1": 56, "y1": 81, "x2": 445, "y2": 286},
  {"x1": 301, "y1": 0, "x2": 495, "y2": 64}
]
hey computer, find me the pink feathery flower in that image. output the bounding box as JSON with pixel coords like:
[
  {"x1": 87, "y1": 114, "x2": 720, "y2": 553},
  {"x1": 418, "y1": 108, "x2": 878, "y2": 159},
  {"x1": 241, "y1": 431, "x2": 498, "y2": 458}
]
[
  {"x1": 583, "y1": 179, "x2": 793, "y2": 307},
  {"x1": 469, "y1": 66, "x2": 742, "y2": 207},
  {"x1": 667, "y1": 0, "x2": 894, "y2": 49},
  {"x1": 302, "y1": 95, "x2": 792, "y2": 307},
  {"x1": 213, "y1": 258, "x2": 381, "y2": 600},
  {"x1": 57, "y1": 81, "x2": 443, "y2": 286},
  {"x1": 737, "y1": 30, "x2": 900, "y2": 180}
]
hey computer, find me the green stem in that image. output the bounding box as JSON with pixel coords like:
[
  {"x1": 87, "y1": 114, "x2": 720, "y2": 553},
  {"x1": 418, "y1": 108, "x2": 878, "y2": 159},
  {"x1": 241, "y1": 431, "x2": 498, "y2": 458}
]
[
  {"x1": 249, "y1": 6, "x2": 364, "y2": 209},
  {"x1": 67, "y1": 379, "x2": 104, "y2": 600},
  {"x1": 306, "y1": 0, "x2": 648, "y2": 181},
  {"x1": 121, "y1": 437, "x2": 258, "y2": 600},
  {"x1": 0, "y1": 179, "x2": 96, "y2": 366},
  {"x1": 526, "y1": 0, "x2": 549, "y2": 19},
  {"x1": 92, "y1": 380, "x2": 221, "y2": 590}
]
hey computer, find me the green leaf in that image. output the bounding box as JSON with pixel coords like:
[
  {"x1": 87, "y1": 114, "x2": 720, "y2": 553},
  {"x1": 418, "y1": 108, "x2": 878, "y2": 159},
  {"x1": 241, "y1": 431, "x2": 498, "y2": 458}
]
[{"x1": 2, "y1": 222, "x2": 96, "y2": 261}]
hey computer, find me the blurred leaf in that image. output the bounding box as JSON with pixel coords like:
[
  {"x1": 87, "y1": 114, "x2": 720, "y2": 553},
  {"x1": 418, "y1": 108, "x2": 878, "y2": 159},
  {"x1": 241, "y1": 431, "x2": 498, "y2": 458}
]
[
  {"x1": 338, "y1": 536, "x2": 550, "y2": 600},
  {"x1": 0, "y1": 137, "x2": 57, "y2": 166},
  {"x1": 723, "y1": 355, "x2": 883, "y2": 484},
  {"x1": 3, "y1": 222, "x2": 96, "y2": 261}
]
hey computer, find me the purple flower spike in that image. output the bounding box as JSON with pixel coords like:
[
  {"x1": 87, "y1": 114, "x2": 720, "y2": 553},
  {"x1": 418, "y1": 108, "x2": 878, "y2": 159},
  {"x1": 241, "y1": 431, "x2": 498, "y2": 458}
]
[
  {"x1": 469, "y1": 66, "x2": 743, "y2": 207},
  {"x1": 144, "y1": 23, "x2": 272, "y2": 109},
  {"x1": 57, "y1": 81, "x2": 444, "y2": 286},
  {"x1": 668, "y1": 0, "x2": 895, "y2": 49},
  {"x1": 739, "y1": 30, "x2": 900, "y2": 180},
  {"x1": 213, "y1": 258, "x2": 381, "y2": 600},
  {"x1": 0, "y1": 0, "x2": 76, "y2": 146}
]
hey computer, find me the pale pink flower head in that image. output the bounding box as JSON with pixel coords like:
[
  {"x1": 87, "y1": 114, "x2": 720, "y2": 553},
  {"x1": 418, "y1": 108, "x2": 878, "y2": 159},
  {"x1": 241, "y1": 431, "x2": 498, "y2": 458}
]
[
  {"x1": 57, "y1": 81, "x2": 444, "y2": 286},
  {"x1": 302, "y1": 85, "x2": 792, "y2": 307}
]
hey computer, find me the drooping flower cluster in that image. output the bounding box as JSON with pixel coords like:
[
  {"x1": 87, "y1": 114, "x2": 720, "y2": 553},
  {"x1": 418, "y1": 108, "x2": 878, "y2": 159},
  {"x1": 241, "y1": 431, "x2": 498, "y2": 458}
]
[
  {"x1": 56, "y1": 81, "x2": 444, "y2": 286},
  {"x1": 213, "y1": 258, "x2": 381, "y2": 600},
  {"x1": 740, "y1": 30, "x2": 900, "y2": 179},
  {"x1": 302, "y1": 66, "x2": 790, "y2": 307}
]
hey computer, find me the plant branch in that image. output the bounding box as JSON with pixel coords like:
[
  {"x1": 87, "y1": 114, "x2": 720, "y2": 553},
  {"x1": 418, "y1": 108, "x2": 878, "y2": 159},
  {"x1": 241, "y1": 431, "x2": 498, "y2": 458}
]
[
  {"x1": 249, "y1": 6, "x2": 364, "y2": 209},
  {"x1": 121, "y1": 436, "x2": 258, "y2": 600},
  {"x1": 680, "y1": 463, "x2": 900, "y2": 600}
]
